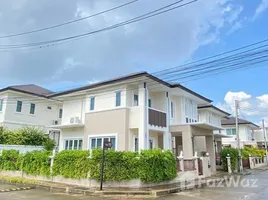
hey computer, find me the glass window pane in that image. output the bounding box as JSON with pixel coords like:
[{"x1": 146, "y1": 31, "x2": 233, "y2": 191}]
[
  {"x1": 134, "y1": 138, "x2": 138, "y2": 152},
  {"x1": 16, "y1": 101, "x2": 22, "y2": 112},
  {"x1": 232, "y1": 129, "x2": 236, "y2": 135},
  {"x1": 30, "y1": 103, "x2": 35, "y2": 114},
  {"x1": 69, "y1": 140, "x2": 73, "y2": 150},
  {"x1": 90, "y1": 97, "x2": 95, "y2": 111},
  {"x1": 91, "y1": 139, "x2": 96, "y2": 149},
  {"x1": 78, "y1": 140, "x2": 83, "y2": 150},
  {"x1": 134, "y1": 94, "x2": 139, "y2": 106},
  {"x1": 0, "y1": 99, "x2": 3, "y2": 112},
  {"x1": 149, "y1": 139, "x2": 153, "y2": 149},
  {"x1": 74, "y1": 140, "x2": 78, "y2": 150},
  {"x1": 65, "y1": 140, "x2": 68, "y2": 150},
  {"x1": 116, "y1": 92, "x2": 121, "y2": 107},
  {"x1": 226, "y1": 129, "x2": 232, "y2": 135},
  {"x1": 110, "y1": 138, "x2": 116, "y2": 150},
  {"x1": 148, "y1": 99, "x2": 152, "y2": 108},
  {"x1": 97, "y1": 138, "x2": 102, "y2": 148},
  {"x1": 59, "y1": 108, "x2": 63, "y2": 118}
]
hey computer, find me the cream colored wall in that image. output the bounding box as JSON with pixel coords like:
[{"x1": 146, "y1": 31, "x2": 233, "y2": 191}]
[
  {"x1": 149, "y1": 92, "x2": 165, "y2": 112},
  {"x1": 84, "y1": 108, "x2": 129, "y2": 151},
  {"x1": 129, "y1": 106, "x2": 140, "y2": 128},
  {"x1": 3, "y1": 91, "x2": 62, "y2": 130},
  {"x1": 85, "y1": 85, "x2": 127, "y2": 112},
  {"x1": 59, "y1": 127, "x2": 85, "y2": 150},
  {"x1": 62, "y1": 97, "x2": 85, "y2": 125}
]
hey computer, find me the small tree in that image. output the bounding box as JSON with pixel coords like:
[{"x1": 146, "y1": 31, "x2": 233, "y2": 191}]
[{"x1": 220, "y1": 147, "x2": 239, "y2": 172}]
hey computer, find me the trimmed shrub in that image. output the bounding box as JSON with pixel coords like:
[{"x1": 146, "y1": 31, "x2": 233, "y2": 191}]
[
  {"x1": 52, "y1": 150, "x2": 90, "y2": 179},
  {"x1": 0, "y1": 150, "x2": 22, "y2": 171},
  {"x1": 0, "y1": 127, "x2": 55, "y2": 150},
  {"x1": 220, "y1": 147, "x2": 239, "y2": 172},
  {"x1": 22, "y1": 151, "x2": 51, "y2": 176},
  {"x1": 89, "y1": 149, "x2": 140, "y2": 181},
  {"x1": 139, "y1": 149, "x2": 177, "y2": 182},
  {"x1": 242, "y1": 147, "x2": 266, "y2": 159}
]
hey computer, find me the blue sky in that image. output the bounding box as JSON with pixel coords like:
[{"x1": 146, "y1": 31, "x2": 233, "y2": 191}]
[{"x1": 0, "y1": 0, "x2": 268, "y2": 123}]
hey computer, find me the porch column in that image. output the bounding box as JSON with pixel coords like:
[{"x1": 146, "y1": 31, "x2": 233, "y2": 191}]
[
  {"x1": 182, "y1": 131, "x2": 193, "y2": 158},
  {"x1": 206, "y1": 135, "x2": 216, "y2": 173},
  {"x1": 138, "y1": 82, "x2": 149, "y2": 152},
  {"x1": 164, "y1": 92, "x2": 172, "y2": 150}
]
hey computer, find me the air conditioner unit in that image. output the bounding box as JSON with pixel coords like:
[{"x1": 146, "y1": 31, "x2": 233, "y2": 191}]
[
  {"x1": 53, "y1": 120, "x2": 59, "y2": 125},
  {"x1": 75, "y1": 116, "x2": 82, "y2": 123},
  {"x1": 70, "y1": 117, "x2": 75, "y2": 124}
]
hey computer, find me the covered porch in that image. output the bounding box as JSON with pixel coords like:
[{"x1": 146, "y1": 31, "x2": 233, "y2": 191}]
[{"x1": 170, "y1": 123, "x2": 218, "y2": 175}]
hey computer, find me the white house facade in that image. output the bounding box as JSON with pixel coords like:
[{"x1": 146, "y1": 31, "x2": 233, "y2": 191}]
[
  {"x1": 49, "y1": 72, "x2": 229, "y2": 173},
  {"x1": 220, "y1": 117, "x2": 260, "y2": 148},
  {"x1": 0, "y1": 84, "x2": 63, "y2": 146}
]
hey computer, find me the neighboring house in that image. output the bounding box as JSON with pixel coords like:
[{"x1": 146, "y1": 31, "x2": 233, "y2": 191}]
[
  {"x1": 194, "y1": 105, "x2": 231, "y2": 155},
  {"x1": 0, "y1": 84, "x2": 63, "y2": 146},
  {"x1": 220, "y1": 117, "x2": 260, "y2": 148},
  {"x1": 254, "y1": 128, "x2": 267, "y2": 148},
  {"x1": 49, "y1": 72, "x2": 229, "y2": 173}
]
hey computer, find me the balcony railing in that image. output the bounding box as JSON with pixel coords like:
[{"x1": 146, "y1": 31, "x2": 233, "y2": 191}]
[{"x1": 148, "y1": 108, "x2": 167, "y2": 127}]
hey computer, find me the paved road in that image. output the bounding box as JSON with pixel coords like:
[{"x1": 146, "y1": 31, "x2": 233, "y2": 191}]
[{"x1": 0, "y1": 170, "x2": 268, "y2": 200}]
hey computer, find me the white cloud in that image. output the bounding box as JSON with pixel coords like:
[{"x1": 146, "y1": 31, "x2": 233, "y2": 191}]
[
  {"x1": 254, "y1": 0, "x2": 268, "y2": 19},
  {"x1": 217, "y1": 91, "x2": 268, "y2": 119},
  {"x1": 0, "y1": 0, "x2": 243, "y2": 85}
]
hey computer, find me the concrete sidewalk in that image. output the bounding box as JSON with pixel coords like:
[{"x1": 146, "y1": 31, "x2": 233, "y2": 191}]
[{"x1": 0, "y1": 170, "x2": 253, "y2": 197}]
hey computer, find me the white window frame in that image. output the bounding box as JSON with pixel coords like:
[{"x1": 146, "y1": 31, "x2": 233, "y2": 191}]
[
  {"x1": 16, "y1": 100, "x2": 23, "y2": 113},
  {"x1": 88, "y1": 133, "x2": 118, "y2": 150},
  {"x1": 170, "y1": 101, "x2": 175, "y2": 119},
  {"x1": 149, "y1": 137, "x2": 156, "y2": 149},
  {"x1": 63, "y1": 138, "x2": 83, "y2": 150},
  {"x1": 0, "y1": 98, "x2": 3, "y2": 112},
  {"x1": 133, "y1": 93, "x2": 139, "y2": 106}
]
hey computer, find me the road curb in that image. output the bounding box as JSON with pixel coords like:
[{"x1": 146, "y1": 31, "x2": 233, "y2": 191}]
[{"x1": 0, "y1": 186, "x2": 33, "y2": 193}]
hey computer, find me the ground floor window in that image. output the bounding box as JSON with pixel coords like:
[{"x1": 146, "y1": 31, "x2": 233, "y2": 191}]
[
  {"x1": 64, "y1": 139, "x2": 83, "y2": 150},
  {"x1": 89, "y1": 136, "x2": 116, "y2": 150}
]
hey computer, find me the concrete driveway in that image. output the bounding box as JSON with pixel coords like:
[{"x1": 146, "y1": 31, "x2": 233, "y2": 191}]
[{"x1": 0, "y1": 169, "x2": 268, "y2": 200}]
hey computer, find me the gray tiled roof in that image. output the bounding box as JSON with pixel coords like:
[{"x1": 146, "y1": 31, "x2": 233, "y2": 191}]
[
  {"x1": 222, "y1": 117, "x2": 259, "y2": 127},
  {"x1": 0, "y1": 84, "x2": 54, "y2": 97}
]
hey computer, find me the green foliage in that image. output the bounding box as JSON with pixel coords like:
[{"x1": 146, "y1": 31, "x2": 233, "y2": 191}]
[
  {"x1": 52, "y1": 150, "x2": 90, "y2": 179},
  {"x1": 89, "y1": 149, "x2": 140, "y2": 181},
  {"x1": 0, "y1": 150, "x2": 22, "y2": 171},
  {"x1": 220, "y1": 147, "x2": 239, "y2": 172},
  {"x1": 22, "y1": 151, "x2": 51, "y2": 177},
  {"x1": 0, "y1": 149, "x2": 177, "y2": 183},
  {"x1": 242, "y1": 147, "x2": 266, "y2": 159},
  {"x1": 0, "y1": 127, "x2": 55, "y2": 149},
  {"x1": 139, "y1": 149, "x2": 177, "y2": 182}
]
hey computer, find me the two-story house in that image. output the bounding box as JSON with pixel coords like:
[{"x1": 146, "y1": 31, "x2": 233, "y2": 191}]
[
  {"x1": 49, "y1": 72, "x2": 229, "y2": 173},
  {"x1": 0, "y1": 84, "x2": 63, "y2": 146},
  {"x1": 221, "y1": 117, "x2": 260, "y2": 148}
]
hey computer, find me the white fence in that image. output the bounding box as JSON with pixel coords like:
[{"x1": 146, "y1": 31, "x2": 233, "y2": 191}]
[
  {"x1": 249, "y1": 156, "x2": 268, "y2": 169},
  {"x1": 0, "y1": 145, "x2": 43, "y2": 153}
]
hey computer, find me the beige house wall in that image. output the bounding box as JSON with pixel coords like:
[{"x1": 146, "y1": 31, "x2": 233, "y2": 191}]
[{"x1": 84, "y1": 108, "x2": 129, "y2": 151}]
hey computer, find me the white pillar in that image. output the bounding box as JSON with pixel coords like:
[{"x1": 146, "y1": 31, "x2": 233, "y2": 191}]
[
  {"x1": 206, "y1": 135, "x2": 216, "y2": 173},
  {"x1": 164, "y1": 92, "x2": 172, "y2": 150},
  {"x1": 226, "y1": 155, "x2": 232, "y2": 174},
  {"x1": 177, "y1": 151, "x2": 184, "y2": 172},
  {"x1": 182, "y1": 131, "x2": 193, "y2": 159},
  {"x1": 138, "y1": 82, "x2": 149, "y2": 152}
]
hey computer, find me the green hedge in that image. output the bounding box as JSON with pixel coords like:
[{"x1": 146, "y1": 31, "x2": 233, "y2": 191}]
[
  {"x1": 0, "y1": 149, "x2": 177, "y2": 183},
  {"x1": 0, "y1": 150, "x2": 22, "y2": 171},
  {"x1": 220, "y1": 147, "x2": 239, "y2": 172},
  {"x1": 0, "y1": 127, "x2": 55, "y2": 150},
  {"x1": 52, "y1": 150, "x2": 90, "y2": 179},
  {"x1": 242, "y1": 147, "x2": 266, "y2": 159},
  {"x1": 22, "y1": 151, "x2": 51, "y2": 177}
]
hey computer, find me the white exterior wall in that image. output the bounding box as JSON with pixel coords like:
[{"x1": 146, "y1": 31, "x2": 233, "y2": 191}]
[
  {"x1": 62, "y1": 97, "x2": 85, "y2": 125},
  {"x1": 254, "y1": 129, "x2": 265, "y2": 142},
  {"x1": 198, "y1": 110, "x2": 221, "y2": 127},
  {"x1": 59, "y1": 128, "x2": 84, "y2": 151},
  {"x1": 0, "y1": 92, "x2": 8, "y2": 123},
  {"x1": 1, "y1": 91, "x2": 62, "y2": 130}
]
